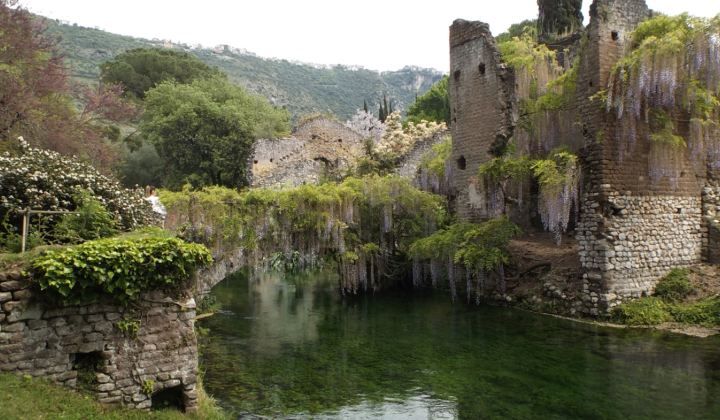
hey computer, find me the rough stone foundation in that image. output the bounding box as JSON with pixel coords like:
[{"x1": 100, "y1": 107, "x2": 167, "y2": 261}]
[{"x1": 0, "y1": 271, "x2": 198, "y2": 411}]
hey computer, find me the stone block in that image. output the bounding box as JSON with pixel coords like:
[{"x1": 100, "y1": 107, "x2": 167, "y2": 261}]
[
  {"x1": 0, "y1": 292, "x2": 12, "y2": 303},
  {"x1": 7, "y1": 304, "x2": 42, "y2": 322},
  {"x1": 97, "y1": 383, "x2": 116, "y2": 392},
  {"x1": 0, "y1": 281, "x2": 24, "y2": 292},
  {"x1": 12, "y1": 289, "x2": 32, "y2": 300},
  {"x1": 2, "y1": 322, "x2": 25, "y2": 333},
  {"x1": 2, "y1": 301, "x2": 25, "y2": 313},
  {"x1": 99, "y1": 396, "x2": 122, "y2": 404}
]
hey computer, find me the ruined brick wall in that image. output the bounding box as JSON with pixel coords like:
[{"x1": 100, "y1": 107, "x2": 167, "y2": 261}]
[
  {"x1": 574, "y1": 0, "x2": 709, "y2": 309},
  {"x1": 449, "y1": 0, "x2": 715, "y2": 312},
  {"x1": 449, "y1": 20, "x2": 515, "y2": 221},
  {"x1": 0, "y1": 271, "x2": 198, "y2": 411},
  {"x1": 251, "y1": 117, "x2": 365, "y2": 188}
]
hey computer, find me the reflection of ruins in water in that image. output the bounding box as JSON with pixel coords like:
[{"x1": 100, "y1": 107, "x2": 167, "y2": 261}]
[{"x1": 245, "y1": 271, "x2": 339, "y2": 356}]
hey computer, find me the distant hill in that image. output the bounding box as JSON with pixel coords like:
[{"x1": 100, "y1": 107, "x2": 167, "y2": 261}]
[{"x1": 44, "y1": 18, "x2": 445, "y2": 120}]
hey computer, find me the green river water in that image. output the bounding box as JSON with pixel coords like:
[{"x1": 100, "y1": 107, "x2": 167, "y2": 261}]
[{"x1": 198, "y1": 270, "x2": 720, "y2": 419}]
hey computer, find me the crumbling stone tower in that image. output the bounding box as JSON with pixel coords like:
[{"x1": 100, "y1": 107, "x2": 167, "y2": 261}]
[
  {"x1": 448, "y1": 20, "x2": 514, "y2": 221},
  {"x1": 574, "y1": 0, "x2": 708, "y2": 309},
  {"x1": 450, "y1": 0, "x2": 718, "y2": 312}
]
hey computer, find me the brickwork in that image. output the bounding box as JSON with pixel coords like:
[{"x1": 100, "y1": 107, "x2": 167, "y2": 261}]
[
  {"x1": 0, "y1": 271, "x2": 198, "y2": 411},
  {"x1": 251, "y1": 117, "x2": 365, "y2": 188},
  {"x1": 449, "y1": 20, "x2": 515, "y2": 221},
  {"x1": 451, "y1": 0, "x2": 719, "y2": 311}
]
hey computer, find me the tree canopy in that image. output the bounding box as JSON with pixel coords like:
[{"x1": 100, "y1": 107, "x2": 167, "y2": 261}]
[
  {"x1": 100, "y1": 48, "x2": 223, "y2": 99},
  {"x1": 0, "y1": 0, "x2": 136, "y2": 171},
  {"x1": 140, "y1": 77, "x2": 290, "y2": 188},
  {"x1": 406, "y1": 76, "x2": 450, "y2": 125}
]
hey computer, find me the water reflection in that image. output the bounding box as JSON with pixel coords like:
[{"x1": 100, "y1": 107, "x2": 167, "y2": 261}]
[{"x1": 200, "y1": 270, "x2": 720, "y2": 419}]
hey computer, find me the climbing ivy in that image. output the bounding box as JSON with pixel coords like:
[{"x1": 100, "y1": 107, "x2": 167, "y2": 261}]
[{"x1": 33, "y1": 234, "x2": 212, "y2": 305}]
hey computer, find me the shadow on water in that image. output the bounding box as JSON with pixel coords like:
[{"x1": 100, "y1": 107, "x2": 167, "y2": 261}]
[{"x1": 199, "y1": 270, "x2": 720, "y2": 419}]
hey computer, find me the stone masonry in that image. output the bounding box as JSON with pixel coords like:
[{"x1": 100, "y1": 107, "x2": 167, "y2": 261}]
[
  {"x1": 450, "y1": 0, "x2": 717, "y2": 312},
  {"x1": 449, "y1": 19, "x2": 515, "y2": 222},
  {"x1": 0, "y1": 270, "x2": 199, "y2": 411},
  {"x1": 251, "y1": 116, "x2": 365, "y2": 187}
]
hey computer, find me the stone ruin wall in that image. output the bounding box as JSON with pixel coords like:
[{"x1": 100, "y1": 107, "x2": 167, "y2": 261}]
[
  {"x1": 450, "y1": 0, "x2": 717, "y2": 312},
  {"x1": 250, "y1": 118, "x2": 366, "y2": 188},
  {"x1": 0, "y1": 270, "x2": 199, "y2": 411},
  {"x1": 449, "y1": 20, "x2": 515, "y2": 222},
  {"x1": 573, "y1": 0, "x2": 709, "y2": 309}
]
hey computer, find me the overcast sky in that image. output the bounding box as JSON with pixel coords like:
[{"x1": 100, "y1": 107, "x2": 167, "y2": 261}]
[{"x1": 20, "y1": 0, "x2": 718, "y2": 72}]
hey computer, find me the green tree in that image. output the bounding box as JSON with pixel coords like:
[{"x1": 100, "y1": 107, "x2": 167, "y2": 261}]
[
  {"x1": 140, "y1": 77, "x2": 290, "y2": 188},
  {"x1": 100, "y1": 48, "x2": 223, "y2": 99},
  {"x1": 496, "y1": 19, "x2": 538, "y2": 43},
  {"x1": 406, "y1": 76, "x2": 450, "y2": 125}
]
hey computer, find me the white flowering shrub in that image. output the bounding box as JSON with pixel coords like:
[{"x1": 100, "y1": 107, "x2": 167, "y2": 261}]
[
  {"x1": 345, "y1": 110, "x2": 386, "y2": 142},
  {"x1": 375, "y1": 112, "x2": 447, "y2": 159},
  {"x1": 0, "y1": 138, "x2": 155, "y2": 232}
]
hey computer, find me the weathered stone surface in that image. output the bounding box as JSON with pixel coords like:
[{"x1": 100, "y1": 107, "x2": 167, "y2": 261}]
[
  {"x1": 0, "y1": 271, "x2": 198, "y2": 412},
  {"x1": 0, "y1": 281, "x2": 24, "y2": 292}
]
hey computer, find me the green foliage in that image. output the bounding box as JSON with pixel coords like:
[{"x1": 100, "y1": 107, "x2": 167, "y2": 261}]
[
  {"x1": 100, "y1": 48, "x2": 223, "y2": 99},
  {"x1": 496, "y1": 19, "x2": 538, "y2": 43},
  {"x1": 531, "y1": 150, "x2": 578, "y2": 188},
  {"x1": 498, "y1": 34, "x2": 556, "y2": 74},
  {"x1": 44, "y1": 18, "x2": 442, "y2": 121},
  {"x1": 53, "y1": 190, "x2": 118, "y2": 243},
  {"x1": 648, "y1": 110, "x2": 686, "y2": 148},
  {"x1": 141, "y1": 77, "x2": 290, "y2": 188},
  {"x1": 537, "y1": 0, "x2": 583, "y2": 39},
  {"x1": 32, "y1": 235, "x2": 212, "y2": 305},
  {"x1": 142, "y1": 379, "x2": 155, "y2": 396},
  {"x1": 667, "y1": 298, "x2": 720, "y2": 326},
  {"x1": 161, "y1": 175, "x2": 446, "y2": 293},
  {"x1": 118, "y1": 142, "x2": 166, "y2": 188},
  {"x1": 0, "y1": 372, "x2": 227, "y2": 419},
  {"x1": 409, "y1": 217, "x2": 521, "y2": 272},
  {"x1": 419, "y1": 136, "x2": 452, "y2": 178},
  {"x1": 0, "y1": 140, "x2": 156, "y2": 236},
  {"x1": 653, "y1": 268, "x2": 693, "y2": 302},
  {"x1": 478, "y1": 151, "x2": 532, "y2": 185},
  {"x1": 611, "y1": 297, "x2": 671, "y2": 326},
  {"x1": 115, "y1": 317, "x2": 140, "y2": 338},
  {"x1": 407, "y1": 76, "x2": 450, "y2": 125}
]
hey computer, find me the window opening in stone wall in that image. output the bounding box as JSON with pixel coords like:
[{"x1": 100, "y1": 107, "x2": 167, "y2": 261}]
[
  {"x1": 457, "y1": 155, "x2": 467, "y2": 170},
  {"x1": 337, "y1": 139, "x2": 342, "y2": 143},
  {"x1": 152, "y1": 385, "x2": 185, "y2": 412},
  {"x1": 478, "y1": 63, "x2": 486, "y2": 75},
  {"x1": 269, "y1": 158, "x2": 273, "y2": 163},
  {"x1": 253, "y1": 160, "x2": 258, "y2": 164},
  {"x1": 454, "y1": 70, "x2": 461, "y2": 81},
  {"x1": 677, "y1": 208, "x2": 683, "y2": 214},
  {"x1": 71, "y1": 351, "x2": 103, "y2": 392},
  {"x1": 611, "y1": 31, "x2": 619, "y2": 41}
]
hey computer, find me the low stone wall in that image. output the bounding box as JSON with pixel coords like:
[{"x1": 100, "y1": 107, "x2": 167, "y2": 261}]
[
  {"x1": 0, "y1": 271, "x2": 199, "y2": 411},
  {"x1": 577, "y1": 191, "x2": 703, "y2": 311}
]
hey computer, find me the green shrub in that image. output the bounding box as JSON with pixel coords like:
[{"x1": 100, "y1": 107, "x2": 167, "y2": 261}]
[
  {"x1": 668, "y1": 298, "x2": 720, "y2": 326},
  {"x1": 53, "y1": 190, "x2": 118, "y2": 243},
  {"x1": 611, "y1": 297, "x2": 671, "y2": 326},
  {"x1": 654, "y1": 268, "x2": 693, "y2": 302},
  {"x1": 33, "y1": 235, "x2": 212, "y2": 305}
]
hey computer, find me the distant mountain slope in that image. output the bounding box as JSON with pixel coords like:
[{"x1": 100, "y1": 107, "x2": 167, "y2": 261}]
[{"x1": 44, "y1": 18, "x2": 444, "y2": 120}]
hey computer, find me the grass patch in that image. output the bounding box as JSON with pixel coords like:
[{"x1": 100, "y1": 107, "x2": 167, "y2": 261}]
[
  {"x1": 0, "y1": 373, "x2": 227, "y2": 419},
  {"x1": 613, "y1": 268, "x2": 720, "y2": 327},
  {"x1": 654, "y1": 268, "x2": 693, "y2": 302},
  {"x1": 611, "y1": 297, "x2": 671, "y2": 326}
]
